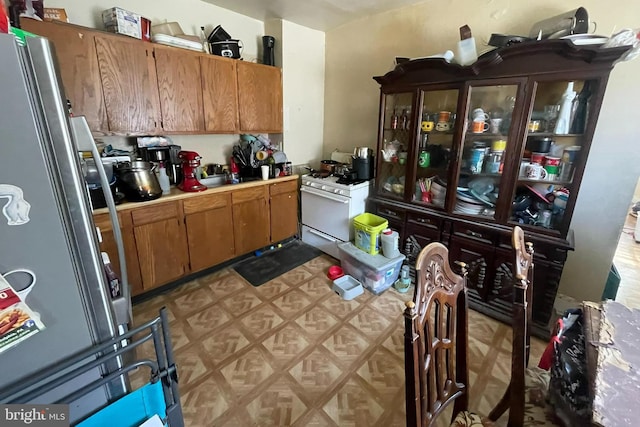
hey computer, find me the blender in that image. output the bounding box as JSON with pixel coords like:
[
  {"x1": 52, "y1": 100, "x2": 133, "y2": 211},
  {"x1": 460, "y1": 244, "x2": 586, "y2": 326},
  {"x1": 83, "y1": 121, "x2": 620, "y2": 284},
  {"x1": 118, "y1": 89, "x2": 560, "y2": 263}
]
[{"x1": 177, "y1": 151, "x2": 207, "y2": 192}]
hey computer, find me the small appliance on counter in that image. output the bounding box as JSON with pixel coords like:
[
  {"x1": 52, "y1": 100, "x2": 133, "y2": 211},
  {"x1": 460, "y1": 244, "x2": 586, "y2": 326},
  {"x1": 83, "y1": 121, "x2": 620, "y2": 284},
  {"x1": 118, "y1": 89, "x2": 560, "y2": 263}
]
[
  {"x1": 178, "y1": 150, "x2": 207, "y2": 192},
  {"x1": 138, "y1": 144, "x2": 182, "y2": 185},
  {"x1": 114, "y1": 160, "x2": 163, "y2": 202}
]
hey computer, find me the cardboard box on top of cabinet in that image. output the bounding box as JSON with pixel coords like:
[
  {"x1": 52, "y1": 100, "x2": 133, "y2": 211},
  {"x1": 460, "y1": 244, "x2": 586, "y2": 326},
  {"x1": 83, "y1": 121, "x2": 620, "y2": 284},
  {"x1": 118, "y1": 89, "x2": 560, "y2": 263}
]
[
  {"x1": 102, "y1": 7, "x2": 150, "y2": 41},
  {"x1": 43, "y1": 7, "x2": 68, "y2": 22}
]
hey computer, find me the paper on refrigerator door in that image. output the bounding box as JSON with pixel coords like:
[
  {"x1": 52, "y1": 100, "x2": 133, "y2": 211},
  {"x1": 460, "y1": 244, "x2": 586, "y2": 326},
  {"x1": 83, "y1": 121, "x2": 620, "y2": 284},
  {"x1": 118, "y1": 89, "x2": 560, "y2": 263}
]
[{"x1": 0, "y1": 272, "x2": 45, "y2": 354}]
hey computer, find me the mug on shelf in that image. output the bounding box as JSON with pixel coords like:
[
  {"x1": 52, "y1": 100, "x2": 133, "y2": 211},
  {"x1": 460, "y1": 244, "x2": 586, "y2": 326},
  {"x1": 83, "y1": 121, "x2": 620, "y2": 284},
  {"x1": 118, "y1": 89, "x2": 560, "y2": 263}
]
[
  {"x1": 471, "y1": 120, "x2": 489, "y2": 133},
  {"x1": 421, "y1": 120, "x2": 435, "y2": 132},
  {"x1": 435, "y1": 121, "x2": 451, "y2": 132},
  {"x1": 438, "y1": 111, "x2": 451, "y2": 123},
  {"x1": 472, "y1": 108, "x2": 490, "y2": 122},
  {"x1": 524, "y1": 163, "x2": 548, "y2": 180}
]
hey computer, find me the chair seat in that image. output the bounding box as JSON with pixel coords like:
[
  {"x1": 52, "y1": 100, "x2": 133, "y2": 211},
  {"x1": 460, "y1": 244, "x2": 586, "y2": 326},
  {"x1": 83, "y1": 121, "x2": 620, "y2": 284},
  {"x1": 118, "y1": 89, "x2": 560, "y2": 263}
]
[
  {"x1": 450, "y1": 411, "x2": 495, "y2": 426},
  {"x1": 450, "y1": 368, "x2": 559, "y2": 427}
]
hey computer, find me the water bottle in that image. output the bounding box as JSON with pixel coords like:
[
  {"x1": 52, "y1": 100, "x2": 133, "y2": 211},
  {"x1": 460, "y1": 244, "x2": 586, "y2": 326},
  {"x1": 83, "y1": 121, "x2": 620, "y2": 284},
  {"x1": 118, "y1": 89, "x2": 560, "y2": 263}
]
[
  {"x1": 400, "y1": 265, "x2": 411, "y2": 285},
  {"x1": 554, "y1": 82, "x2": 576, "y2": 134},
  {"x1": 158, "y1": 161, "x2": 171, "y2": 195}
]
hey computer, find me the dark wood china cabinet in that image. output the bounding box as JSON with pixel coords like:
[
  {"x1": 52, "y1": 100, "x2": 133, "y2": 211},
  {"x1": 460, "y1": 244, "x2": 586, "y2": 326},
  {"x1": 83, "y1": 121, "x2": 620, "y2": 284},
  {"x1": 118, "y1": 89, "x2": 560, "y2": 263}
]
[{"x1": 370, "y1": 40, "x2": 630, "y2": 338}]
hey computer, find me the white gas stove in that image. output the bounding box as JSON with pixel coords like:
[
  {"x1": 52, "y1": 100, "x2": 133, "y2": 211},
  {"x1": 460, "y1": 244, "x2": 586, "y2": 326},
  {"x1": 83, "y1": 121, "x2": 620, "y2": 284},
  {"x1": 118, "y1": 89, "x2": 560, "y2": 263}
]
[{"x1": 300, "y1": 174, "x2": 372, "y2": 259}]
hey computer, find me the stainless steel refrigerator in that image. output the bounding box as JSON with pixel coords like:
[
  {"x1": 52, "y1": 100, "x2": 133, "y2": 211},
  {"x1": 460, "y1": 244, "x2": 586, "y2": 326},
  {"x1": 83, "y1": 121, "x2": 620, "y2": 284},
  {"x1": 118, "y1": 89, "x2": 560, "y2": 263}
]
[{"x1": 0, "y1": 33, "x2": 131, "y2": 421}]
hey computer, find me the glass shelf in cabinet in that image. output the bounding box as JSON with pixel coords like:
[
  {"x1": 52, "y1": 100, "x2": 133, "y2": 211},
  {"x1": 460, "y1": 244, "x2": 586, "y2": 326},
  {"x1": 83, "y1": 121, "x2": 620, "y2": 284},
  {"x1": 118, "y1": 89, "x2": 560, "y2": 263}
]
[
  {"x1": 517, "y1": 178, "x2": 572, "y2": 185},
  {"x1": 465, "y1": 132, "x2": 505, "y2": 139},
  {"x1": 460, "y1": 170, "x2": 503, "y2": 178},
  {"x1": 527, "y1": 132, "x2": 583, "y2": 138},
  {"x1": 383, "y1": 127, "x2": 411, "y2": 132}
]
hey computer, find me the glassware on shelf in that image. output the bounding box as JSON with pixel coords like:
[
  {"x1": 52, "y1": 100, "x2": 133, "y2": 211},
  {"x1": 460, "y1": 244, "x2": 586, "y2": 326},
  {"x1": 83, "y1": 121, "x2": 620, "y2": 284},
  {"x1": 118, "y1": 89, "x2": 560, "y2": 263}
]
[
  {"x1": 543, "y1": 104, "x2": 560, "y2": 132},
  {"x1": 390, "y1": 108, "x2": 399, "y2": 129}
]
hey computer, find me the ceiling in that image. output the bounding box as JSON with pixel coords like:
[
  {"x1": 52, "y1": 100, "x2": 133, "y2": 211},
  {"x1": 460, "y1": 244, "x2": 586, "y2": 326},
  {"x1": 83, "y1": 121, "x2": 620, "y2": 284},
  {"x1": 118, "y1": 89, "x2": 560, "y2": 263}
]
[{"x1": 202, "y1": 0, "x2": 425, "y2": 31}]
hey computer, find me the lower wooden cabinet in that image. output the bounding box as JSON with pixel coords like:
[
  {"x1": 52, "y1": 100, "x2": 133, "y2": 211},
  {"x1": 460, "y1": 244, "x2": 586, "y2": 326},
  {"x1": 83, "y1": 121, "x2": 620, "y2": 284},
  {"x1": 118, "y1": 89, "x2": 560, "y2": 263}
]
[
  {"x1": 94, "y1": 178, "x2": 299, "y2": 296},
  {"x1": 183, "y1": 193, "x2": 235, "y2": 272},
  {"x1": 368, "y1": 196, "x2": 572, "y2": 339},
  {"x1": 131, "y1": 202, "x2": 189, "y2": 290},
  {"x1": 232, "y1": 187, "x2": 270, "y2": 255},
  {"x1": 94, "y1": 212, "x2": 143, "y2": 297},
  {"x1": 269, "y1": 181, "x2": 298, "y2": 243}
]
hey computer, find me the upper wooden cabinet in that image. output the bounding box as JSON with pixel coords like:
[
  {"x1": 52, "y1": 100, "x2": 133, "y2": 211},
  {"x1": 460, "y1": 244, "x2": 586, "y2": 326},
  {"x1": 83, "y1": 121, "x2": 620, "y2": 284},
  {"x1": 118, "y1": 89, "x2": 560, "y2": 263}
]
[
  {"x1": 94, "y1": 35, "x2": 161, "y2": 134},
  {"x1": 23, "y1": 19, "x2": 283, "y2": 135},
  {"x1": 237, "y1": 62, "x2": 283, "y2": 133},
  {"x1": 154, "y1": 45, "x2": 204, "y2": 133},
  {"x1": 200, "y1": 55, "x2": 239, "y2": 133},
  {"x1": 21, "y1": 19, "x2": 108, "y2": 133}
]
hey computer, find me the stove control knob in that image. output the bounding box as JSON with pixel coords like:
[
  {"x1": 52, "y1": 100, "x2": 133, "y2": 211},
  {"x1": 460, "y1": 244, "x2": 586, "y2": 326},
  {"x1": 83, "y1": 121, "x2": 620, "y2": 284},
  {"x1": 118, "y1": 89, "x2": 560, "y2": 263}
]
[
  {"x1": 321, "y1": 185, "x2": 327, "y2": 191},
  {"x1": 339, "y1": 190, "x2": 346, "y2": 196},
  {"x1": 333, "y1": 189, "x2": 340, "y2": 194}
]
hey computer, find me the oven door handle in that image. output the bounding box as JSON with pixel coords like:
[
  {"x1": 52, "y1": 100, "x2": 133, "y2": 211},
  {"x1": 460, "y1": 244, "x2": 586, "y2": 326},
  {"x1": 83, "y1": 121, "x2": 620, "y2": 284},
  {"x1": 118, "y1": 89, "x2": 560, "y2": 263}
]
[
  {"x1": 300, "y1": 186, "x2": 349, "y2": 204},
  {"x1": 306, "y1": 227, "x2": 339, "y2": 241}
]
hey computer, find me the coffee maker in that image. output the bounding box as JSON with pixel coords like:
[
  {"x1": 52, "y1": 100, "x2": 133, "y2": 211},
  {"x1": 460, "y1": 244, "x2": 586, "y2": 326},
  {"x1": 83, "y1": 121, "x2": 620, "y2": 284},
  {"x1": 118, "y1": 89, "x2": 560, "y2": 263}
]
[
  {"x1": 138, "y1": 145, "x2": 182, "y2": 185},
  {"x1": 177, "y1": 151, "x2": 206, "y2": 192}
]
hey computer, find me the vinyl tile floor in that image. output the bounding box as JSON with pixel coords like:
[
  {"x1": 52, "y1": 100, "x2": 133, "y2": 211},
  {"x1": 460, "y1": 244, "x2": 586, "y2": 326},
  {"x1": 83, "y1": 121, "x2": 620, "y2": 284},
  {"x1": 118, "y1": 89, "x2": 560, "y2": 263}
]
[
  {"x1": 613, "y1": 178, "x2": 640, "y2": 309},
  {"x1": 132, "y1": 255, "x2": 547, "y2": 426}
]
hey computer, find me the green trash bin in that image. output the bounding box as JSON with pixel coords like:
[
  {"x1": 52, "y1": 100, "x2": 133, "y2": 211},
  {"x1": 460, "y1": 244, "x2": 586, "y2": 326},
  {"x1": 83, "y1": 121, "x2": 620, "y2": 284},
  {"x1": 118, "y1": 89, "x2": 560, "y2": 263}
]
[{"x1": 601, "y1": 264, "x2": 621, "y2": 300}]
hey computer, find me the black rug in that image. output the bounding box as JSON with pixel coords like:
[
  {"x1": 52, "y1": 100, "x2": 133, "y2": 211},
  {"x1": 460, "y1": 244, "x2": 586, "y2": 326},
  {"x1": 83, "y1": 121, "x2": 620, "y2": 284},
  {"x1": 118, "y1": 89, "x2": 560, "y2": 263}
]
[{"x1": 233, "y1": 240, "x2": 324, "y2": 287}]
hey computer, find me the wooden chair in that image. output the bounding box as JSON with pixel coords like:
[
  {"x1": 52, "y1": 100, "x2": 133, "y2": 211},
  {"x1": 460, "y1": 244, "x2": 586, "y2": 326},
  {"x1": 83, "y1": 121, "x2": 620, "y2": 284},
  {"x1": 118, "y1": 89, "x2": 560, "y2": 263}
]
[
  {"x1": 404, "y1": 242, "x2": 483, "y2": 427},
  {"x1": 487, "y1": 226, "x2": 559, "y2": 426}
]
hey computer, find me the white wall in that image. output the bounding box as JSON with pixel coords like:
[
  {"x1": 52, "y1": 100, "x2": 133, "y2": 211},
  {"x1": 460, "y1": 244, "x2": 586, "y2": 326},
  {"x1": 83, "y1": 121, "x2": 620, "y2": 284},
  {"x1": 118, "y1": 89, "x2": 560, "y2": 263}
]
[
  {"x1": 280, "y1": 20, "x2": 325, "y2": 167},
  {"x1": 324, "y1": 1, "x2": 640, "y2": 301}
]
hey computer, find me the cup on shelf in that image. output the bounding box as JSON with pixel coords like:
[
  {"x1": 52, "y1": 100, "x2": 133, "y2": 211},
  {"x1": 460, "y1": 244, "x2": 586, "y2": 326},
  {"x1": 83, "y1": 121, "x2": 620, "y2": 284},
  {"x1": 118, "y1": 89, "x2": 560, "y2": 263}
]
[
  {"x1": 531, "y1": 152, "x2": 546, "y2": 164},
  {"x1": 471, "y1": 120, "x2": 489, "y2": 133},
  {"x1": 438, "y1": 111, "x2": 451, "y2": 123},
  {"x1": 421, "y1": 120, "x2": 435, "y2": 132},
  {"x1": 398, "y1": 151, "x2": 408, "y2": 165},
  {"x1": 489, "y1": 118, "x2": 503, "y2": 134}
]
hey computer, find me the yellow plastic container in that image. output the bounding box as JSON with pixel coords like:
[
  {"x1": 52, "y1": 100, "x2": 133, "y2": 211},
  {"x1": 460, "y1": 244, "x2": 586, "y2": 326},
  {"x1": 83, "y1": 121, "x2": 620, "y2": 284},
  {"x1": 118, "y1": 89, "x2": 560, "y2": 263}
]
[{"x1": 353, "y1": 213, "x2": 388, "y2": 255}]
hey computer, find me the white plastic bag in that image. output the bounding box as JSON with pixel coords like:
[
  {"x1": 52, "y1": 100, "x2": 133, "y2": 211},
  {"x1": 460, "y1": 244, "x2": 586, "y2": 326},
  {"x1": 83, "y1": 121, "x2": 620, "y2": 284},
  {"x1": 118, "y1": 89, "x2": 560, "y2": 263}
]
[{"x1": 602, "y1": 28, "x2": 640, "y2": 62}]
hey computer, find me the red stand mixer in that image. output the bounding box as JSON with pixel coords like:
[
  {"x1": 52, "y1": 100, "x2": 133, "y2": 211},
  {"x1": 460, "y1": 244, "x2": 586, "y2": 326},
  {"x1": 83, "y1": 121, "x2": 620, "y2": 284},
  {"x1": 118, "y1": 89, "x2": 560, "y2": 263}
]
[{"x1": 177, "y1": 151, "x2": 207, "y2": 192}]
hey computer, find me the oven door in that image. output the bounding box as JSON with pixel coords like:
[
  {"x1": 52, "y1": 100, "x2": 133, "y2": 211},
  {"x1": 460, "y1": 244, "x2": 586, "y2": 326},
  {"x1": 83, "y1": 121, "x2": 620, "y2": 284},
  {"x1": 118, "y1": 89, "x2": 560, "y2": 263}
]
[{"x1": 300, "y1": 186, "x2": 351, "y2": 242}]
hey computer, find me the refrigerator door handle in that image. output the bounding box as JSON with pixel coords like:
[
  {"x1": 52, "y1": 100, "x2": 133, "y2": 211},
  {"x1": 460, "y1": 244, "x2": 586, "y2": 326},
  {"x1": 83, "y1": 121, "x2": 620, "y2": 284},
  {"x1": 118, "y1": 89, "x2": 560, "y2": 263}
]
[{"x1": 70, "y1": 117, "x2": 131, "y2": 326}]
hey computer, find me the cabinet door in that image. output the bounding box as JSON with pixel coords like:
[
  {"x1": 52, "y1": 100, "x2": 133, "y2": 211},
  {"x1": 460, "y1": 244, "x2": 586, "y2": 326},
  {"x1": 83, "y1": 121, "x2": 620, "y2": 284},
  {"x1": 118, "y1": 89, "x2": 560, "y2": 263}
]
[
  {"x1": 270, "y1": 191, "x2": 298, "y2": 243},
  {"x1": 94, "y1": 213, "x2": 143, "y2": 297},
  {"x1": 95, "y1": 35, "x2": 160, "y2": 134},
  {"x1": 154, "y1": 46, "x2": 204, "y2": 132},
  {"x1": 376, "y1": 92, "x2": 414, "y2": 201},
  {"x1": 456, "y1": 83, "x2": 522, "y2": 220},
  {"x1": 21, "y1": 19, "x2": 108, "y2": 133},
  {"x1": 236, "y1": 62, "x2": 282, "y2": 132},
  {"x1": 134, "y1": 218, "x2": 188, "y2": 290},
  {"x1": 508, "y1": 79, "x2": 595, "y2": 237},
  {"x1": 184, "y1": 197, "x2": 235, "y2": 272},
  {"x1": 201, "y1": 55, "x2": 238, "y2": 132},
  {"x1": 412, "y1": 88, "x2": 460, "y2": 209},
  {"x1": 449, "y1": 235, "x2": 495, "y2": 301},
  {"x1": 233, "y1": 191, "x2": 270, "y2": 254}
]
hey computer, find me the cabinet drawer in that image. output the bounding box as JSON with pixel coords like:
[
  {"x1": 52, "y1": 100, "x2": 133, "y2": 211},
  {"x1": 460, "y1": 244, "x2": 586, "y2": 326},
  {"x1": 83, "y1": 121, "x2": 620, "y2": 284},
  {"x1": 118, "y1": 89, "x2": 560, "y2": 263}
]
[
  {"x1": 131, "y1": 202, "x2": 179, "y2": 226},
  {"x1": 93, "y1": 211, "x2": 132, "y2": 231},
  {"x1": 375, "y1": 205, "x2": 405, "y2": 223},
  {"x1": 269, "y1": 180, "x2": 298, "y2": 196},
  {"x1": 407, "y1": 212, "x2": 441, "y2": 232},
  {"x1": 233, "y1": 186, "x2": 267, "y2": 204},
  {"x1": 452, "y1": 222, "x2": 496, "y2": 245},
  {"x1": 183, "y1": 193, "x2": 231, "y2": 215}
]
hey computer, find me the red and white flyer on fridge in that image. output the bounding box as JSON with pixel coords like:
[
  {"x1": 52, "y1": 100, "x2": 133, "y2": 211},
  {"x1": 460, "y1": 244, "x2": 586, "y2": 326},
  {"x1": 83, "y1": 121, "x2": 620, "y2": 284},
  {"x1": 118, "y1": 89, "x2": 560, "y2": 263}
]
[{"x1": 0, "y1": 276, "x2": 45, "y2": 354}]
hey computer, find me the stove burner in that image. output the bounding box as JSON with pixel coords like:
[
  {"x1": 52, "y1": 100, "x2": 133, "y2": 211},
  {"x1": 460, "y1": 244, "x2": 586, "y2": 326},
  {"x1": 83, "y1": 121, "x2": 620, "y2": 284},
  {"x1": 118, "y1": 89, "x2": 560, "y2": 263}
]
[{"x1": 336, "y1": 177, "x2": 367, "y2": 186}]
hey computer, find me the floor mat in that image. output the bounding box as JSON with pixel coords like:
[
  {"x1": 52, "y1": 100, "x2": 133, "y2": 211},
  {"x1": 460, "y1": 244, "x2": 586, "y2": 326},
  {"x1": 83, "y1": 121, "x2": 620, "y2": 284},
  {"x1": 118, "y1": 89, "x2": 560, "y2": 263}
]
[{"x1": 233, "y1": 240, "x2": 324, "y2": 286}]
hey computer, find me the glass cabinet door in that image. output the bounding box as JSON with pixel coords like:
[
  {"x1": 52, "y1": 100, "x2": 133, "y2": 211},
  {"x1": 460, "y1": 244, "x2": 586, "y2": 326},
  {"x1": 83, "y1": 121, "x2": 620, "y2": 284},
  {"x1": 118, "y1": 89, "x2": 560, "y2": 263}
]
[
  {"x1": 412, "y1": 88, "x2": 459, "y2": 209},
  {"x1": 377, "y1": 92, "x2": 413, "y2": 199},
  {"x1": 510, "y1": 79, "x2": 593, "y2": 232},
  {"x1": 456, "y1": 84, "x2": 519, "y2": 219}
]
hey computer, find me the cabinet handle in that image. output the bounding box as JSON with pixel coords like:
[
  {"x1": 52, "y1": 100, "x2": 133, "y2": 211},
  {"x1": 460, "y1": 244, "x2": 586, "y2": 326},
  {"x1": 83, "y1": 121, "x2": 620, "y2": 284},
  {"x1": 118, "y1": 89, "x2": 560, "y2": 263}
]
[
  {"x1": 382, "y1": 209, "x2": 398, "y2": 218},
  {"x1": 466, "y1": 230, "x2": 482, "y2": 239}
]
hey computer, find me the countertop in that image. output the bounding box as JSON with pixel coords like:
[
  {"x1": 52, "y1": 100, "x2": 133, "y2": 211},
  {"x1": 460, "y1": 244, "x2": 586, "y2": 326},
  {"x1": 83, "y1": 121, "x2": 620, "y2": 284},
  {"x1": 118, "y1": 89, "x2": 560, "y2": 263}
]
[{"x1": 93, "y1": 175, "x2": 299, "y2": 215}]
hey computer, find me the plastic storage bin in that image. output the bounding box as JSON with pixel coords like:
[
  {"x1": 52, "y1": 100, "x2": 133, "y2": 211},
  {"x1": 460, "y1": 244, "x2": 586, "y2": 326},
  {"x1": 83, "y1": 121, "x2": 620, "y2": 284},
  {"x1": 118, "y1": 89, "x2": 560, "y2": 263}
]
[
  {"x1": 338, "y1": 242, "x2": 405, "y2": 294},
  {"x1": 353, "y1": 213, "x2": 388, "y2": 255}
]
